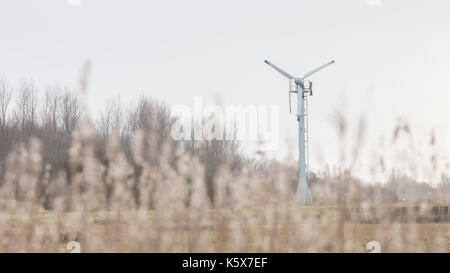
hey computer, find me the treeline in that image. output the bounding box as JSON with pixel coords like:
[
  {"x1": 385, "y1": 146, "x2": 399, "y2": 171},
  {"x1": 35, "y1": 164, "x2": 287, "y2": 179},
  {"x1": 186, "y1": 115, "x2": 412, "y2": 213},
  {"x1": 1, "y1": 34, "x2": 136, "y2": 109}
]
[{"x1": 0, "y1": 77, "x2": 245, "y2": 204}]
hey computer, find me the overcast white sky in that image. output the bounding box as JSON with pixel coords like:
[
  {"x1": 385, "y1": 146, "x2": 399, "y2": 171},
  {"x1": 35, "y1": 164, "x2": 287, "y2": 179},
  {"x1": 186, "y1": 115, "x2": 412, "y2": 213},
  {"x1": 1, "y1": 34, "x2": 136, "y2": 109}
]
[{"x1": 1, "y1": 0, "x2": 450, "y2": 182}]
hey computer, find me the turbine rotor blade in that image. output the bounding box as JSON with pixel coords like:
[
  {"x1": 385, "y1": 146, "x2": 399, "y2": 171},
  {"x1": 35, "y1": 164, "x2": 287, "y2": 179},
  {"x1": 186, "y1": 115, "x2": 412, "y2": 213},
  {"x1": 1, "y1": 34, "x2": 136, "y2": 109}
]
[
  {"x1": 301, "y1": 60, "x2": 335, "y2": 80},
  {"x1": 264, "y1": 60, "x2": 294, "y2": 80}
]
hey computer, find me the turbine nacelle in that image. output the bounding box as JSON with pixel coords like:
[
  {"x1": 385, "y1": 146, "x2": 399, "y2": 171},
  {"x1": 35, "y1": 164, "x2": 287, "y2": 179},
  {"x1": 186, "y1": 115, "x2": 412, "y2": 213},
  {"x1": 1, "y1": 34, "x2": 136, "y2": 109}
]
[
  {"x1": 295, "y1": 79, "x2": 313, "y2": 91},
  {"x1": 294, "y1": 78, "x2": 303, "y2": 85}
]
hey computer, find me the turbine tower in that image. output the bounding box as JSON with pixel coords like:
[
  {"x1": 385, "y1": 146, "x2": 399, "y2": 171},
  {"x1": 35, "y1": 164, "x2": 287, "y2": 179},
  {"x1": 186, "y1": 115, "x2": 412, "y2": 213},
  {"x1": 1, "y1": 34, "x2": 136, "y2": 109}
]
[{"x1": 264, "y1": 59, "x2": 335, "y2": 205}]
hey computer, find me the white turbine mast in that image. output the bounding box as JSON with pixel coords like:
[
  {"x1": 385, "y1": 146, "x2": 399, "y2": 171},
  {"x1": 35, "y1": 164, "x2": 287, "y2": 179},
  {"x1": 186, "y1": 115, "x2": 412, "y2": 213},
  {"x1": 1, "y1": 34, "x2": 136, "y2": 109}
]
[{"x1": 264, "y1": 59, "x2": 335, "y2": 205}]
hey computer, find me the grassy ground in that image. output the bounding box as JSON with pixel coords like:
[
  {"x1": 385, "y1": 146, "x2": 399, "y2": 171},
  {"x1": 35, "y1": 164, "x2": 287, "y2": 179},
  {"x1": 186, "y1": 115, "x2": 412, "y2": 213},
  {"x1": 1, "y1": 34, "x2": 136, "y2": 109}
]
[{"x1": 3, "y1": 205, "x2": 450, "y2": 252}]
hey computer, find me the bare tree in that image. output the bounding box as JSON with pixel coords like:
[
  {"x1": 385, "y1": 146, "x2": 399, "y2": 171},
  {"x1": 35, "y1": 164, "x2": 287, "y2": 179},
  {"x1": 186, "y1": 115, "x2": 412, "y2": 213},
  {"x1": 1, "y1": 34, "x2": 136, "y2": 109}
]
[
  {"x1": 42, "y1": 85, "x2": 61, "y2": 132},
  {"x1": 154, "y1": 101, "x2": 174, "y2": 139},
  {"x1": 125, "y1": 96, "x2": 155, "y2": 134},
  {"x1": 0, "y1": 77, "x2": 12, "y2": 128},
  {"x1": 111, "y1": 97, "x2": 123, "y2": 136},
  {"x1": 59, "y1": 88, "x2": 81, "y2": 133},
  {"x1": 14, "y1": 79, "x2": 39, "y2": 134},
  {"x1": 97, "y1": 97, "x2": 123, "y2": 140},
  {"x1": 124, "y1": 96, "x2": 175, "y2": 138},
  {"x1": 97, "y1": 100, "x2": 113, "y2": 140}
]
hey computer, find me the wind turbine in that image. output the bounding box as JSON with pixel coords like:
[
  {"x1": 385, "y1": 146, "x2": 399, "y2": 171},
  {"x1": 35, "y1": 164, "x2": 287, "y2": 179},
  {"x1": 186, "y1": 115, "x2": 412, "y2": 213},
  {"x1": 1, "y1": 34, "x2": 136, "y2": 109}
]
[{"x1": 264, "y1": 59, "x2": 335, "y2": 205}]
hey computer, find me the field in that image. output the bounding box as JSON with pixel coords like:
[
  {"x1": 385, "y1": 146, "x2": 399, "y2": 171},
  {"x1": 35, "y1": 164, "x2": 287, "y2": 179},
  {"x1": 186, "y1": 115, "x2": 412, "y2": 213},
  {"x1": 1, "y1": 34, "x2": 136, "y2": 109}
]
[
  {"x1": 1, "y1": 76, "x2": 449, "y2": 253},
  {"x1": 3, "y1": 202, "x2": 450, "y2": 252}
]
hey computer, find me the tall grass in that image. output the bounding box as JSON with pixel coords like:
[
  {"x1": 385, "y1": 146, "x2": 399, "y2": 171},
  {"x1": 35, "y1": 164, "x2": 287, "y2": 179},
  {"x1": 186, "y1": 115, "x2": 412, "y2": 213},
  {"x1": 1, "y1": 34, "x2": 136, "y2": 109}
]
[{"x1": 0, "y1": 75, "x2": 449, "y2": 253}]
